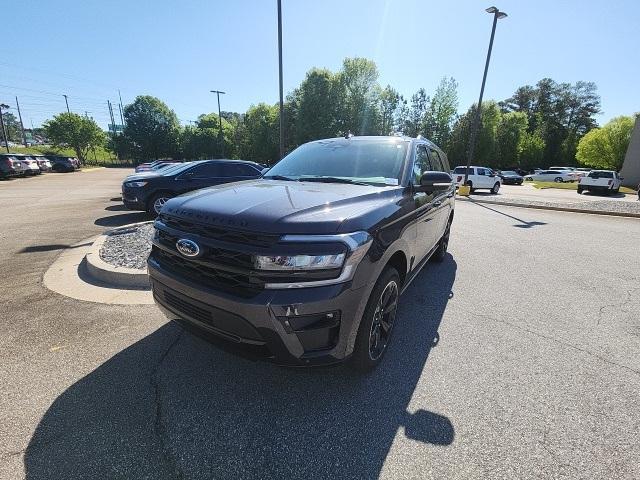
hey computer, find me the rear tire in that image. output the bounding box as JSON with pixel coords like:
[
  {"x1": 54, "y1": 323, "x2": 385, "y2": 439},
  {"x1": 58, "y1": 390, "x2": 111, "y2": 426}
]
[
  {"x1": 577, "y1": 186, "x2": 583, "y2": 194},
  {"x1": 352, "y1": 267, "x2": 400, "y2": 372},
  {"x1": 465, "y1": 181, "x2": 475, "y2": 194}
]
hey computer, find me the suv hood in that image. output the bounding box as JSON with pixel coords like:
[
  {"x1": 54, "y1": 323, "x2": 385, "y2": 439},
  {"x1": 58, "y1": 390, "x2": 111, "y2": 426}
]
[
  {"x1": 124, "y1": 171, "x2": 164, "y2": 182},
  {"x1": 162, "y1": 179, "x2": 402, "y2": 235}
]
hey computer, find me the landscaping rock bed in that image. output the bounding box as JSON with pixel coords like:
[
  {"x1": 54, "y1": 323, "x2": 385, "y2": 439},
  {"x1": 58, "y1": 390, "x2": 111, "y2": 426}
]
[
  {"x1": 99, "y1": 222, "x2": 154, "y2": 270},
  {"x1": 459, "y1": 195, "x2": 640, "y2": 217}
]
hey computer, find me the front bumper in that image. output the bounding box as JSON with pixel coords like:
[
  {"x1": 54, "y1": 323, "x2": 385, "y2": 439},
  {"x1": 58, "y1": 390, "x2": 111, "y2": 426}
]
[
  {"x1": 148, "y1": 256, "x2": 370, "y2": 366},
  {"x1": 122, "y1": 186, "x2": 147, "y2": 211}
]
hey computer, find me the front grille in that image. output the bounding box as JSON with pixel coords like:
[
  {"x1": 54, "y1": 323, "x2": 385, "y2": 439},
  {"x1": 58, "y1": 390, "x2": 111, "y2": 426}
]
[
  {"x1": 157, "y1": 230, "x2": 253, "y2": 269},
  {"x1": 159, "y1": 214, "x2": 280, "y2": 248},
  {"x1": 152, "y1": 247, "x2": 262, "y2": 298}
]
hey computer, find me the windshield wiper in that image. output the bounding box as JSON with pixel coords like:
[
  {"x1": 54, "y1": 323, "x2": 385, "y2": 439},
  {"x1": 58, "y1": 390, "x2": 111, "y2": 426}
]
[
  {"x1": 299, "y1": 176, "x2": 369, "y2": 186},
  {"x1": 264, "y1": 175, "x2": 298, "y2": 181}
]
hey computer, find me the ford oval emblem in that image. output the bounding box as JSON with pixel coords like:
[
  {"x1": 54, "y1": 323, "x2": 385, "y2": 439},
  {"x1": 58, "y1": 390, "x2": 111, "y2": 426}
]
[{"x1": 176, "y1": 238, "x2": 200, "y2": 258}]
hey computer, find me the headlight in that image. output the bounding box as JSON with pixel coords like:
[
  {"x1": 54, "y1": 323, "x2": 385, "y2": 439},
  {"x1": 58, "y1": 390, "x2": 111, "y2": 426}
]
[
  {"x1": 125, "y1": 181, "x2": 148, "y2": 187},
  {"x1": 255, "y1": 253, "x2": 345, "y2": 271},
  {"x1": 260, "y1": 231, "x2": 373, "y2": 289}
]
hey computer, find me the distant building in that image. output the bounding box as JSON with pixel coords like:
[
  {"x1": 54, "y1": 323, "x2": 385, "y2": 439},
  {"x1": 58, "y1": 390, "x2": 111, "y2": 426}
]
[{"x1": 620, "y1": 116, "x2": 640, "y2": 188}]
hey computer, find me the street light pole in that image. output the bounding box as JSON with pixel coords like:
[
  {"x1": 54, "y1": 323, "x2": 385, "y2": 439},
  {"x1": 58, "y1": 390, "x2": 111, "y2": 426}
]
[
  {"x1": 63, "y1": 94, "x2": 70, "y2": 113},
  {"x1": 277, "y1": 0, "x2": 284, "y2": 159},
  {"x1": 462, "y1": 6, "x2": 507, "y2": 192},
  {"x1": 0, "y1": 104, "x2": 10, "y2": 153},
  {"x1": 210, "y1": 90, "x2": 226, "y2": 157}
]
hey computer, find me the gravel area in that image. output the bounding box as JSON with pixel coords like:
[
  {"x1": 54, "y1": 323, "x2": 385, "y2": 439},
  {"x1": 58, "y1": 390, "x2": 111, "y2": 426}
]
[
  {"x1": 99, "y1": 222, "x2": 154, "y2": 269},
  {"x1": 460, "y1": 195, "x2": 640, "y2": 216}
]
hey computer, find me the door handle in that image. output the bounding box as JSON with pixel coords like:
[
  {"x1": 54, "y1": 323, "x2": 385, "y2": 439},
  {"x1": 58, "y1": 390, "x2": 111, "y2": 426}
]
[
  {"x1": 446, "y1": 192, "x2": 454, "y2": 198},
  {"x1": 433, "y1": 200, "x2": 442, "y2": 207}
]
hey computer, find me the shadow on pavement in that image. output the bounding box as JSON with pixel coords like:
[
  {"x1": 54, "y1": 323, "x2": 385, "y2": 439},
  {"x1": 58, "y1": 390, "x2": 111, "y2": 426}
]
[
  {"x1": 25, "y1": 256, "x2": 457, "y2": 479},
  {"x1": 104, "y1": 204, "x2": 131, "y2": 212},
  {"x1": 469, "y1": 201, "x2": 547, "y2": 229},
  {"x1": 18, "y1": 242, "x2": 92, "y2": 254},
  {"x1": 94, "y1": 211, "x2": 151, "y2": 227}
]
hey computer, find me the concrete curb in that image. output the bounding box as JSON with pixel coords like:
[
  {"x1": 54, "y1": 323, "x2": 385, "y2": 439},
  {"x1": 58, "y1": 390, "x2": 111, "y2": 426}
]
[
  {"x1": 457, "y1": 196, "x2": 640, "y2": 219},
  {"x1": 84, "y1": 222, "x2": 153, "y2": 289}
]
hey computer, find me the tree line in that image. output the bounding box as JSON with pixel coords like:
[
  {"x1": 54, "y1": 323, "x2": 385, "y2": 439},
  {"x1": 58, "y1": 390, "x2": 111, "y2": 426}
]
[{"x1": 37, "y1": 57, "x2": 635, "y2": 170}]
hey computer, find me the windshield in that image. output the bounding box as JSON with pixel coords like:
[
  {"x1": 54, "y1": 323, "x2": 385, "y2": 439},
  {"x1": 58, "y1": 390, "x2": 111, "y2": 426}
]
[
  {"x1": 588, "y1": 171, "x2": 613, "y2": 178},
  {"x1": 264, "y1": 138, "x2": 408, "y2": 186},
  {"x1": 501, "y1": 171, "x2": 517, "y2": 175}
]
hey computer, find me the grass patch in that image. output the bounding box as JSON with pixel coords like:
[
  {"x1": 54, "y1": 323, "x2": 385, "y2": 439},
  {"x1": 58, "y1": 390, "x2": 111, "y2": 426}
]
[
  {"x1": 9, "y1": 145, "x2": 129, "y2": 167},
  {"x1": 530, "y1": 181, "x2": 637, "y2": 195}
]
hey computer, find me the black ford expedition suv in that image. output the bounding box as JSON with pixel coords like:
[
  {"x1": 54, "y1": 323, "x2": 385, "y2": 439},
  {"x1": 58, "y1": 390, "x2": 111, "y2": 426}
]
[{"x1": 149, "y1": 136, "x2": 455, "y2": 370}]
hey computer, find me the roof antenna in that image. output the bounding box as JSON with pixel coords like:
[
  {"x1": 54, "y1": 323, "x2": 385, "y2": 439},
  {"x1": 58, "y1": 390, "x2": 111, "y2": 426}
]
[{"x1": 345, "y1": 130, "x2": 353, "y2": 139}]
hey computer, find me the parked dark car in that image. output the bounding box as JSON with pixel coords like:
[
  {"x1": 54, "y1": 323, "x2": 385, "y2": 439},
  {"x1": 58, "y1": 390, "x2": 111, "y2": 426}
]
[
  {"x1": 148, "y1": 136, "x2": 455, "y2": 370},
  {"x1": 122, "y1": 159, "x2": 267, "y2": 215},
  {"x1": 0, "y1": 154, "x2": 25, "y2": 178},
  {"x1": 497, "y1": 170, "x2": 524, "y2": 185},
  {"x1": 48, "y1": 156, "x2": 80, "y2": 172},
  {"x1": 134, "y1": 160, "x2": 179, "y2": 173}
]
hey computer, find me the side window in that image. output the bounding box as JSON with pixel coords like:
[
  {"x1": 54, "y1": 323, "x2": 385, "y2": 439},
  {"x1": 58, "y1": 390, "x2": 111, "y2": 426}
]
[
  {"x1": 427, "y1": 147, "x2": 445, "y2": 172},
  {"x1": 223, "y1": 164, "x2": 260, "y2": 177},
  {"x1": 477, "y1": 168, "x2": 486, "y2": 176},
  {"x1": 188, "y1": 163, "x2": 223, "y2": 179},
  {"x1": 413, "y1": 145, "x2": 433, "y2": 184}
]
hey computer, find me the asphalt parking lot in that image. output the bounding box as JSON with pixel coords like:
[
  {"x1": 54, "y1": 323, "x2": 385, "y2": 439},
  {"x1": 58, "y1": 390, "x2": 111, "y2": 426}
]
[{"x1": 1, "y1": 169, "x2": 639, "y2": 479}]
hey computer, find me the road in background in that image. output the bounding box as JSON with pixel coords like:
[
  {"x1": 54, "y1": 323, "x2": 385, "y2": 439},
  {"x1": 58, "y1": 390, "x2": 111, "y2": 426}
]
[
  {"x1": 1, "y1": 171, "x2": 638, "y2": 479},
  {"x1": 492, "y1": 183, "x2": 637, "y2": 203}
]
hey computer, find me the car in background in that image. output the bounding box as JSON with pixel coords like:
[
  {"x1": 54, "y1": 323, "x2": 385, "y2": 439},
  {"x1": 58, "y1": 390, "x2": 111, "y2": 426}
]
[
  {"x1": 134, "y1": 160, "x2": 178, "y2": 173},
  {"x1": 122, "y1": 159, "x2": 267, "y2": 215},
  {"x1": 33, "y1": 155, "x2": 52, "y2": 172},
  {"x1": 497, "y1": 170, "x2": 524, "y2": 185},
  {"x1": 549, "y1": 166, "x2": 581, "y2": 180},
  {"x1": 453, "y1": 166, "x2": 502, "y2": 193},
  {"x1": 48, "y1": 156, "x2": 80, "y2": 172},
  {"x1": 524, "y1": 170, "x2": 575, "y2": 183},
  {"x1": 12, "y1": 154, "x2": 41, "y2": 175},
  {"x1": 577, "y1": 170, "x2": 623, "y2": 195},
  {"x1": 0, "y1": 154, "x2": 25, "y2": 178}
]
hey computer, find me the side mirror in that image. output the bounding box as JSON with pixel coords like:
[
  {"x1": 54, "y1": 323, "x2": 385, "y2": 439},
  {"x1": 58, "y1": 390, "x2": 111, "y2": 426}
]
[{"x1": 419, "y1": 171, "x2": 452, "y2": 193}]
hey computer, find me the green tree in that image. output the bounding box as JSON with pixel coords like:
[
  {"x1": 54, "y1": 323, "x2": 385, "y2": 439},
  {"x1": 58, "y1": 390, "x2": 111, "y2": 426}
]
[
  {"x1": 576, "y1": 116, "x2": 635, "y2": 170},
  {"x1": 402, "y1": 88, "x2": 429, "y2": 137},
  {"x1": 0, "y1": 112, "x2": 22, "y2": 143},
  {"x1": 335, "y1": 57, "x2": 381, "y2": 135},
  {"x1": 448, "y1": 101, "x2": 501, "y2": 168},
  {"x1": 424, "y1": 77, "x2": 458, "y2": 148},
  {"x1": 43, "y1": 112, "x2": 106, "y2": 162},
  {"x1": 496, "y1": 111, "x2": 528, "y2": 168},
  {"x1": 379, "y1": 85, "x2": 401, "y2": 135},
  {"x1": 518, "y1": 131, "x2": 545, "y2": 170},
  {"x1": 294, "y1": 68, "x2": 338, "y2": 144},
  {"x1": 240, "y1": 103, "x2": 279, "y2": 165},
  {"x1": 122, "y1": 95, "x2": 180, "y2": 160}
]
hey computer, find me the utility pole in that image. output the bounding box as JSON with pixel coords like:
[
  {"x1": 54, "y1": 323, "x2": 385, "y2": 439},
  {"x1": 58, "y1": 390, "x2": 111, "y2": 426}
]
[
  {"x1": 63, "y1": 94, "x2": 70, "y2": 113},
  {"x1": 0, "y1": 104, "x2": 10, "y2": 153},
  {"x1": 118, "y1": 89, "x2": 126, "y2": 126},
  {"x1": 277, "y1": 0, "x2": 285, "y2": 159},
  {"x1": 210, "y1": 90, "x2": 226, "y2": 157},
  {"x1": 15, "y1": 96, "x2": 27, "y2": 146},
  {"x1": 118, "y1": 103, "x2": 124, "y2": 129},
  {"x1": 462, "y1": 6, "x2": 507, "y2": 193}
]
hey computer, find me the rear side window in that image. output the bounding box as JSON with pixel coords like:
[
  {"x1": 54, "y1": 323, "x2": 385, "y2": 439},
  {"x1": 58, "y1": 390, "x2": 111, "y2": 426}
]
[
  {"x1": 222, "y1": 164, "x2": 260, "y2": 177},
  {"x1": 188, "y1": 162, "x2": 223, "y2": 178},
  {"x1": 453, "y1": 167, "x2": 471, "y2": 174}
]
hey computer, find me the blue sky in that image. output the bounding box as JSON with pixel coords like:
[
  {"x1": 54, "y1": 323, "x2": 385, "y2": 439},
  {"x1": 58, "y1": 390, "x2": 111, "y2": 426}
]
[{"x1": 1, "y1": 0, "x2": 638, "y2": 129}]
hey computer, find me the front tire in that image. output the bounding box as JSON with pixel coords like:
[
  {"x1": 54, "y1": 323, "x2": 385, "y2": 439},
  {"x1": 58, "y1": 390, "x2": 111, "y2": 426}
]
[
  {"x1": 148, "y1": 193, "x2": 173, "y2": 215},
  {"x1": 431, "y1": 217, "x2": 452, "y2": 263},
  {"x1": 352, "y1": 267, "x2": 400, "y2": 372},
  {"x1": 554, "y1": 177, "x2": 563, "y2": 183},
  {"x1": 491, "y1": 182, "x2": 500, "y2": 194}
]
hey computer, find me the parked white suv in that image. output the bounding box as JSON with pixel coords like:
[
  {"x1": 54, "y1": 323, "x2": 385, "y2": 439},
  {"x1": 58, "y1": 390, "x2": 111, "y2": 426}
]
[
  {"x1": 453, "y1": 166, "x2": 501, "y2": 194},
  {"x1": 577, "y1": 170, "x2": 623, "y2": 195}
]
